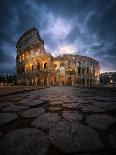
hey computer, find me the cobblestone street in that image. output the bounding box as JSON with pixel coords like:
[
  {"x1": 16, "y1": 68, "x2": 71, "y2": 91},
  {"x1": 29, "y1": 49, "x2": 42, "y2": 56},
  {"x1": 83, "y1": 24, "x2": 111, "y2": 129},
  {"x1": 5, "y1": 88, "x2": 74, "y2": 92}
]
[{"x1": 0, "y1": 86, "x2": 116, "y2": 155}]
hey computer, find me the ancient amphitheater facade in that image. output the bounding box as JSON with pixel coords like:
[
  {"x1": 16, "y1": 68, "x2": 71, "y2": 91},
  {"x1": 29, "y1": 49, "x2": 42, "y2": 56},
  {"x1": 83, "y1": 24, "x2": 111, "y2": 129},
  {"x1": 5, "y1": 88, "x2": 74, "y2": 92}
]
[{"x1": 16, "y1": 28, "x2": 100, "y2": 86}]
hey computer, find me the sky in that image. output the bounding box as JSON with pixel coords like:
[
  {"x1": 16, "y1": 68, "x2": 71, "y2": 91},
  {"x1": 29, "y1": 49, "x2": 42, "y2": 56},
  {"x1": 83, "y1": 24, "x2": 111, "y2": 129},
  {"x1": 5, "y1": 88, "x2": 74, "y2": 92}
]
[{"x1": 0, "y1": 0, "x2": 116, "y2": 74}]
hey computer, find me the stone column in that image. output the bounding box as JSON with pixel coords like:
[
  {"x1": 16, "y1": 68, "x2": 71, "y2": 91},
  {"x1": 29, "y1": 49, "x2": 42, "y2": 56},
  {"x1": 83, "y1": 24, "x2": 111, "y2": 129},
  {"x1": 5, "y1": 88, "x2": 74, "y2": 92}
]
[
  {"x1": 85, "y1": 79, "x2": 87, "y2": 87},
  {"x1": 40, "y1": 78, "x2": 44, "y2": 86},
  {"x1": 72, "y1": 79, "x2": 74, "y2": 86},
  {"x1": 52, "y1": 79, "x2": 54, "y2": 86},
  {"x1": 46, "y1": 78, "x2": 49, "y2": 86},
  {"x1": 35, "y1": 77, "x2": 37, "y2": 86}
]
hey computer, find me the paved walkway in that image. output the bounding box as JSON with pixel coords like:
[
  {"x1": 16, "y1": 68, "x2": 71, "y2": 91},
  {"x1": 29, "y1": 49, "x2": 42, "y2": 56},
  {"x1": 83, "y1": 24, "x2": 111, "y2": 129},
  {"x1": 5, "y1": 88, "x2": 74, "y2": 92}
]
[
  {"x1": 0, "y1": 86, "x2": 47, "y2": 96},
  {"x1": 0, "y1": 87, "x2": 116, "y2": 155}
]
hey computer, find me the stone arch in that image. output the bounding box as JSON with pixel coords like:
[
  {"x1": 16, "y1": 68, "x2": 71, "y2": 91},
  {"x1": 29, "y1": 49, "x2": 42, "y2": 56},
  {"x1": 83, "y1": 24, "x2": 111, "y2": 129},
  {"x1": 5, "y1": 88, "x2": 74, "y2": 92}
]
[
  {"x1": 31, "y1": 64, "x2": 34, "y2": 71},
  {"x1": 82, "y1": 79, "x2": 85, "y2": 85},
  {"x1": 60, "y1": 78, "x2": 64, "y2": 86},
  {"x1": 44, "y1": 62, "x2": 47, "y2": 69},
  {"x1": 36, "y1": 61, "x2": 41, "y2": 70},
  {"x1": 82, "y1": 67, "x2": 85, "y2": 75},
  {"x1": 67, "y1": 77, "x2": 72, "y2": 85},
  {"x1": 87, "y1": 79, "x2": 89, "y2": 85},
  {"x1": 54, "y1": 64, "x2": 57, "y2": 69},
  {"x1": 77, "y1": 78, "x2": 81, "y2": 85},
  {"x1": 44, "y1": 76, "x2": 47, "y2": 86},
  {"x1": 38, "y1": 78, "x2": 40, "y2": 86},
  {"x1": 78, "y1": 67, "x2": 81, "y2": 74},
  {"x1": 77, "y1": 61, "x2": 81, "y2": 66}
]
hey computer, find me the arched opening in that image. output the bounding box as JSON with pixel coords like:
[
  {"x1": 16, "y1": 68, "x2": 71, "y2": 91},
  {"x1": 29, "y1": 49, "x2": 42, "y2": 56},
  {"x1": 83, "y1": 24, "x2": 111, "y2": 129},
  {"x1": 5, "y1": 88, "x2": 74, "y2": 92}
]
[
  {"x1": 72, "y1": 66, "x2": 75, "y2": 72},
  {"x1": 44, "y1": 76, "x2": 47, "y2": 86},
  {"x1": 22, "y1": 53, "x2": 24, "y2": 61},
  {"x1": 21, "y1": 66, "x2": 25, "y2": 73},
  {"x1": 25, "y1": 65, "x2": 28, "y2": 72},
  {"x1": 77, "y1": 61, "x2": 81, "y2": 66},
  {"x1": 60, "y1": 77, "x2": 64, "y2": 86},
  {"x1": 54, "y1": 76, "x2": 57, "y2": 85},
  {"x1": 87, "y1": 79, "x2": 89, "y2": 85},
  {"x1": 87, "y1": 67, "x2": 89, "y2": 75},
  {"x1": 17, "y1": 67, "x2": 20, "y2": 73},
  {"x1": 67, "y1": 77, "x2": 72, "y2": 85},
  {"x1": 32, "y1": 65, "x2": 33, "y2": 71},
  {"x1": 77, "y1": 78, "x2": 81, "y2": 85},
  {"x1": 37, "y1": 61, "x2": 40, "y2": 70},
  {"x1": 50, "y1": 80, "x2": 53, "y2": 86},
  {"x1": 44, "y1": 62, "x2": 47, "y2": 69},
  {"x1": 82, "y1": 79, "x2": 85, "y2": 85},
  {"x1": 61, "y1": 79, "x2": 64, "y2": 86},
  {"x1": 78, "y1": 67, "x2": 81, "y2": 75},
  {"x1": 37, "y1": 78, "x2": 40, "y2": 86},
  {"x1": 54, "y1": 64, "x2": 57, "y2": 69},
  {"x1": 82, "y1": 67, "x2": 85, "y2": 75}
]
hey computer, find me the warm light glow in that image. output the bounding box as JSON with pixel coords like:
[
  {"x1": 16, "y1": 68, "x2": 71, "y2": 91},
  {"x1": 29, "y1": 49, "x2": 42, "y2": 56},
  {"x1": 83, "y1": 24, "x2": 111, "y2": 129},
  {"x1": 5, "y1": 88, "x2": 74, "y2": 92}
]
[
  {"x1": 29, "y1": 63, "x2": 33, "y2": 67},
  {"x1": 25, "y1": 52, "x2": 28, "y2": 59},
  {"x1": 110, "y1": 80, "x2": 113, "y2": 83},
  {"x1": 19, "y1": 56, "x2": 21, "y2": 62},
  {"x1": 36, "y1": 52, "x2": 38, "y2": 56},
  {"x1": 22, "y1": 53, "x2": 24, "y2": 60}
]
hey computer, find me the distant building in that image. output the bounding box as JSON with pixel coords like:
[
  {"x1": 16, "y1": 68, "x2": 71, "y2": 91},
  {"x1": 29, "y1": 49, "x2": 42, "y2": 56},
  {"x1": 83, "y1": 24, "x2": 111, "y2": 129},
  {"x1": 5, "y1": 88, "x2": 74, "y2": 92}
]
[
  {"x1": 0, "y1": 74, "x2": 16, "y2": 85},
  {"x1": 16, "y1": 27, "x2": 100, "y2": 86},
  {"x1": 100, "y1": 72, "x2": 116, "y2": 86}
]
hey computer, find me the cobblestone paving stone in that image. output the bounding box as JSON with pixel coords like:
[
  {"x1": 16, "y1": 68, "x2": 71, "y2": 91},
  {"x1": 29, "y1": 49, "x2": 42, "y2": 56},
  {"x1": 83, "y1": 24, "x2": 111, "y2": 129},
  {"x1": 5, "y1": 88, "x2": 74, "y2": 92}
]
[
  {"x1": 31, "y1": 112, "x2": 61, "y2": 130},
  {"x1": 0, "y1": 102, "x2": 15, "y2": 109},
  {"x1": 19, "y1": 99, "x2": 45, "y2": 106},
  {"x1": 109, "y1": 132, "x2": 116, "y2": 150},
  {"x1": 21, "y1": 107, "x2": 45, "y2": 118},
  {"x1": 49, "y1": 120, "x2": 104, "y2": 153},
  {"x1": 0, "y1": 113, "x2": 18, "y2": 126},
  {"x1": 92, "y1": 101, "x2": 116, "y2": 111},
  {"x1": 0, "y1": 87, "x2": 116, "y2": 155},
  {"x1": 48, "y1": 107, "x2": 62, "y2": 111},
  {"x1": 19, "y1": 98, "x2": 32, "y2": 104},
  {"x1": 81, "y1": 105, "x2": 105, "y2": 113},
  {"x1": 62, "y1": 103, "x2": 79, "y2": 108},
  {"x1": 86, "y1": 114, "x2": 116, "y2": 130},
  {"x1": 0, "y1": 128, "x2": 49, "y2": 155},
  {"x1": 49, "y1": 101, "x2": 64, "y2": 105},
  {"x1": 63, "y1": 99, "x2": 77, "y2": 103},
  {"x1": 62, "y1": 111, "x2": 83, "y2": 121},
  {"x1": 3, "y1": 105, "x2": 29, "y2": 113}
]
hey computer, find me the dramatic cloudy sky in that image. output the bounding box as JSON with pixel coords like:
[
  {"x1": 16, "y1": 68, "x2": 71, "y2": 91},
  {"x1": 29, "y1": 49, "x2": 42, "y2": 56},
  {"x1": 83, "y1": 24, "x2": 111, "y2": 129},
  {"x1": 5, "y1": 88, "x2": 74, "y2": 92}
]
[{"x1": 0, "y1": 0, "x2": 116, "y2": 73}]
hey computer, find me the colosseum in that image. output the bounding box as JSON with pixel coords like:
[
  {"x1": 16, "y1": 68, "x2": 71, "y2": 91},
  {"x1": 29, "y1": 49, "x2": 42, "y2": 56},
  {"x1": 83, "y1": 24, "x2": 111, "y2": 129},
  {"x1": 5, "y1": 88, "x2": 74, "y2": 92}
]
[{"x1": 16, "y1": 27, "x2": 100, "y2": 86}]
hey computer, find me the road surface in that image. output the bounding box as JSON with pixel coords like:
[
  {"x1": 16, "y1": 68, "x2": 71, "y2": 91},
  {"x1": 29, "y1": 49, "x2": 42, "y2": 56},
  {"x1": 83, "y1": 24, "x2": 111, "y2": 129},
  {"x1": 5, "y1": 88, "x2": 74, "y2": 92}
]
[{"x1": 0, "y1": 86, "x2": 116, "y2": 155}]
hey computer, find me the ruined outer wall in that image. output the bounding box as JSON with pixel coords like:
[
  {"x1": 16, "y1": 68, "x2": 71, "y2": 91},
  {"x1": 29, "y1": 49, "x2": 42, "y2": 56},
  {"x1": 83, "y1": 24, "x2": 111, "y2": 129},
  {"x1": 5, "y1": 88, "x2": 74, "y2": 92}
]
[
  {"x1": 16, "y1": 28, "x2": 100, "y2": 86},
  {"x1": 53, "y1": 54, "x2": 100, "y2": 85},
  {"x1": 16, "y1": 27, "x2": 52, "y2": 86}
]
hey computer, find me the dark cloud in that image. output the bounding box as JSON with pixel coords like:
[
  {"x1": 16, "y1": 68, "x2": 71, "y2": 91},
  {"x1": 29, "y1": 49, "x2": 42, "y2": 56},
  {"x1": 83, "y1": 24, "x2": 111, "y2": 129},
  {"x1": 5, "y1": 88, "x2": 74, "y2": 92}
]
[
  {"x1": 0, "y1": 0, "x2": 116, "y2": 73},
  {"x1": 90, "y1": 43, "x2": 105, "y2": 50},
  {"x1": 86, "y1": 0, "x2": 116, "y2": 41},
  {"x1": 0, "y1": 50, "x2": 14, "y2": 63}
]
